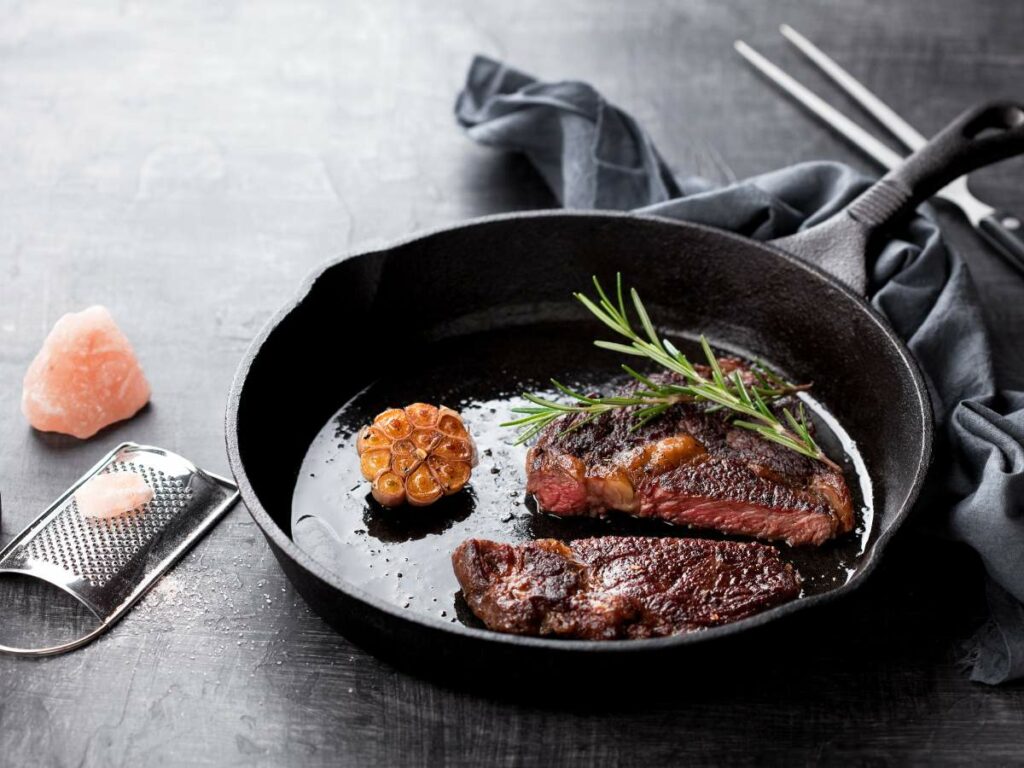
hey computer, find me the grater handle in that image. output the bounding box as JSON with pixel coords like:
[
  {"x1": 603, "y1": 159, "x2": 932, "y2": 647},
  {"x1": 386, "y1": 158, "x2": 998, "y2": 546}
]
[
  {"x1": 0, "y1": 621, "x2": 111, "y2": 657},
  {"x1": 0, "y1": 566, "x2": 108, "y2": 656}
]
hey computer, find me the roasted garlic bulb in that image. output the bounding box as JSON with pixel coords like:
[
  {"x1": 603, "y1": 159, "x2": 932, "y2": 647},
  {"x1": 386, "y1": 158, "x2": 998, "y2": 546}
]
[{"x1": 357, "y1": 403, "x2": 478, "y2": 507}]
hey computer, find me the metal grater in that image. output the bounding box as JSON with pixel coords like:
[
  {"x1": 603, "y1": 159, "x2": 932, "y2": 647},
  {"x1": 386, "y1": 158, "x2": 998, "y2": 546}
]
[{"x1": 0, "y1": 442, "x2": 239, "y2": 656}]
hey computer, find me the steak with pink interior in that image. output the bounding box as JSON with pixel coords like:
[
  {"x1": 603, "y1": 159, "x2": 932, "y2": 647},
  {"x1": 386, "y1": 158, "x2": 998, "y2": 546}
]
[
  {"x1": 452, "y1": 536, "x2": 801, "y2": 639},
  {"x1": 525, "y1": 363, "x2": 854, "y2": 547}
]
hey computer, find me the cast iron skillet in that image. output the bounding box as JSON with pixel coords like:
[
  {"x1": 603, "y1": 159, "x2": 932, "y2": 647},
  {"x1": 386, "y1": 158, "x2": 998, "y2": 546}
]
[{"x1": 227, "y1": 103, "x2": 1024, "y2": 676}]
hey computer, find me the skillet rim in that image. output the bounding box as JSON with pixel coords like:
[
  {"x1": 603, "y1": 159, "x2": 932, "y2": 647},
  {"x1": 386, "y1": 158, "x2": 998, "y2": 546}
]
[{"x1": 225, "y1": 209, "x2": 934, "y2": 654}]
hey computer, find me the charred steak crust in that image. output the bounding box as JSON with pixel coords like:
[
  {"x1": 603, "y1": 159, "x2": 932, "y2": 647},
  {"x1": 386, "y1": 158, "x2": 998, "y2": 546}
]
[
  {"x1": 452, "y1": 536, "x2": 801, "y2": 639},
  {"x1": 525, "y1": 364, "x2": 854, "y2": 547}
]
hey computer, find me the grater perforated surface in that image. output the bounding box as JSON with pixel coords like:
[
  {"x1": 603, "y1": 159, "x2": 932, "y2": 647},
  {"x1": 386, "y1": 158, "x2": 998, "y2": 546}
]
[
  {"x1": 0, "y1": 443, "x2": 238, "y2": 653},
  {"x1": 24, "y1": 462, "x2": 194, "y2": 588}
]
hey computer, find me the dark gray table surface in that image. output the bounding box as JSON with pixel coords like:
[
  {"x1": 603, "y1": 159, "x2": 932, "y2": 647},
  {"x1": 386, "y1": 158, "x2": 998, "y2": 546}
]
[{"x1": 1, "y1": 1, "x2": 1023, "y2": 766}]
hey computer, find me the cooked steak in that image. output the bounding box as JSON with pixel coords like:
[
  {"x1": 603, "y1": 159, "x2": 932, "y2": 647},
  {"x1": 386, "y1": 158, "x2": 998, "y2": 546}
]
[
  {"x1": 452, "y1": 536, "x2": 801, "y2": 639},
  {"x1": 525, "y1": 363, "x2": 854, "y2": 546}
]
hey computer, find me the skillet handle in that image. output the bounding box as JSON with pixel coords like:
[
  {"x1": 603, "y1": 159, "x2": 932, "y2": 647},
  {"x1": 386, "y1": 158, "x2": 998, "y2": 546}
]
[
  {"x1": 776, "y1": 102, "x2": 1024, "y2": 294},
  {"x1": 848, "y1": 102, "x2": 1024, "y2": 228}
]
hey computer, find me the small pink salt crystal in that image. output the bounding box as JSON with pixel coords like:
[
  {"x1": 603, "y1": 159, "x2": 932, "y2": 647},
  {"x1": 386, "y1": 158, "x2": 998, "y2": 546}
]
[
  {"x1": 75, "y1": 472, "x2": 154, "y2": 519},
  {"x1": 22, "y1": 306, "x2": 151, "y2": 439}
]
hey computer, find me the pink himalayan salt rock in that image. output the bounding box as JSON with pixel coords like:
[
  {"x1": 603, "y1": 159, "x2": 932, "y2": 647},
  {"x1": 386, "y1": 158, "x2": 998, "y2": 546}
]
[
  {"x1": 22, "y1": 306, "x2": 151, "y2": 439},
  {"x1": 75, "y1": 472, "x2": 154, "y2": 519}
]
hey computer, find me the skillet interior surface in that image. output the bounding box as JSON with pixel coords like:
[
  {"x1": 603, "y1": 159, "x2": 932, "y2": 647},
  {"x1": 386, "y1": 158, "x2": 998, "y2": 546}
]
[
  {"x1": 291, "y1": 324, "x2": 874, "y2": 629},
  {"x1": 227, "y1": 211, "x2": 932, "y2": 665}
]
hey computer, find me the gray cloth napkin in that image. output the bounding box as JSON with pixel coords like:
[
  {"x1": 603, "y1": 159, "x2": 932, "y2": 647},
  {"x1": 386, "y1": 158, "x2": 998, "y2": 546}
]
[{"x1": 456, "y1": 54, "x2": 1024, "y2": 684}]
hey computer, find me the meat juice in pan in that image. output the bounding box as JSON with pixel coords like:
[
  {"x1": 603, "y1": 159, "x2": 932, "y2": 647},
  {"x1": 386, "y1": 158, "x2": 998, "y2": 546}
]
[{"x1": 291, "y1": 324, "x2": 873, "y2": 629}]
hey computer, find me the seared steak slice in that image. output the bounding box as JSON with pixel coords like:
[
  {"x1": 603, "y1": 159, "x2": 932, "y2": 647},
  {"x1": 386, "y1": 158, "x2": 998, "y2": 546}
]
[
  {"x1": 452, "y1": 536, "x2": 801, "y2": 639},
  {"x1": 525, "y1": 364, "x2": 854, "y2": 546}
]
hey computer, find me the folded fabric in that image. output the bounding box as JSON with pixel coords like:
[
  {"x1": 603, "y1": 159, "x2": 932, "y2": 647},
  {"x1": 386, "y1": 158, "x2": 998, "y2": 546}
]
[{"x1": 456, "y1": 54, "x2": 1024, "y2": 684}]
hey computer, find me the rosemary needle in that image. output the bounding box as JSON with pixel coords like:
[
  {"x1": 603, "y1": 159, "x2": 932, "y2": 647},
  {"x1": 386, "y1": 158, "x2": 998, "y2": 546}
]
[{"x1": 502, "y1": 274, "x2": 835, "y2": 468}]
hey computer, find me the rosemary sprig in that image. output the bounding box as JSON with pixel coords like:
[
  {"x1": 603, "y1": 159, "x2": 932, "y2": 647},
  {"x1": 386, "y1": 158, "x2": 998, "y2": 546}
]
[{"x1": 502, "y1": 275, "x2": 837, "y2": 468}]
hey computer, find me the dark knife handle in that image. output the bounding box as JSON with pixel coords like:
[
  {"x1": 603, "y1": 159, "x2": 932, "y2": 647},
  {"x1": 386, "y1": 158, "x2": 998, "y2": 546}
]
[{"x1": 977, "y1": 210, "x2": 1024, "y2": 276}]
